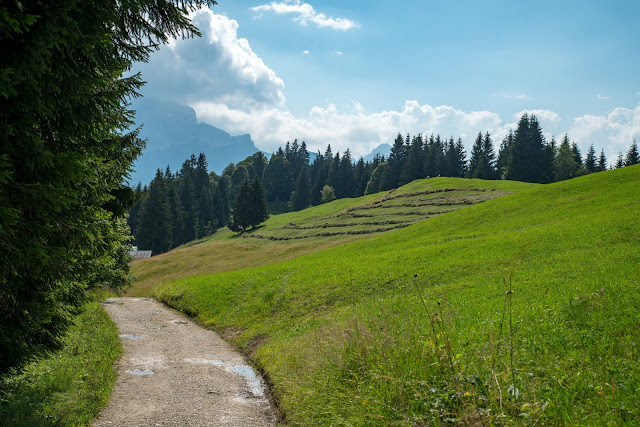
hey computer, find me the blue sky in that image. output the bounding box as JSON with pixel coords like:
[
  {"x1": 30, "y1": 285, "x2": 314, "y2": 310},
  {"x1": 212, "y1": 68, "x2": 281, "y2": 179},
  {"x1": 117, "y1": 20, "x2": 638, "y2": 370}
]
[{"x1": 134, "y1": 0, "x2": 640, "y2": 163}]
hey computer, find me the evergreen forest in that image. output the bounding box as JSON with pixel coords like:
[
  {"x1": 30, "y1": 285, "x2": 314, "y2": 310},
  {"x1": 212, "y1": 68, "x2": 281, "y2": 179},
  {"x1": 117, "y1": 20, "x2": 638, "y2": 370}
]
[{"x1": 129, "y1": 114, "x2": 639, "y2": 255}]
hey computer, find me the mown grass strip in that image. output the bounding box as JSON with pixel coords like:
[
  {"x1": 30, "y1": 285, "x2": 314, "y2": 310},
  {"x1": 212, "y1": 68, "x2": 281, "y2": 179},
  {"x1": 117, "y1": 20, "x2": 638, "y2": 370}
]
[{"x1": 0, "y1": 294, "x2": 121, "y2": 426}]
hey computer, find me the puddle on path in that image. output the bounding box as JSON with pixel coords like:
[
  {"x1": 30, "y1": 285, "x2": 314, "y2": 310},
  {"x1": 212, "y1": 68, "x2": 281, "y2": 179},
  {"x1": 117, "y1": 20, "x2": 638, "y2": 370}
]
[
  {"x1": 120, "y1": 334, "x2": 143, "y2": 340},
  {"x1": 183, "y1": 359, "x2": 266, "y2": 397},
  {"x1": 231, "y1": 365, "x2": 265, "y2": 397},
  {"x1": 126, "y1": 370, "x2": 155, "y2": 376}
]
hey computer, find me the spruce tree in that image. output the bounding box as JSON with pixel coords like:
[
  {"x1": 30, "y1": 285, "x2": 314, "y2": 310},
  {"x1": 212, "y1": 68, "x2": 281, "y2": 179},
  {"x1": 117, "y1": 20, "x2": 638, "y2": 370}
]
[
  {"x1": 467, "y1": 132, "x2": 485, "y2": 179},
  {"x1": 290, "y1": 166, "x2": 311, "y2": 211},
  {"x1": 597, "y1": 150, "x2": 608, "y2": 172},
  {"x1": 250, "y1": 177, "x2": 270, "y2": 227},
  {"x1": 624, "y1": 139, "x2": 639, "y2": 166},
  {"x1": 0, "y1": 0, "x2": 215, "y2": 371},
  {"x1": 585, "y1": 145, "x2": 597, "y2": 173},
  {"x1": 136, "y1": 169, "x2": 173, "y2": 254},
  {"x1": 400, "y1": 135, "x2": 425, "y2": 185},
  {"x1": 506, "y1": 114, "x2": 553, "y2": 183},
  {"x1": 387, "y1": 133, "x2": 407, "y2": 187},
  {"x1": 553, "y1": 134, "x2": 580, "y2": 182}
]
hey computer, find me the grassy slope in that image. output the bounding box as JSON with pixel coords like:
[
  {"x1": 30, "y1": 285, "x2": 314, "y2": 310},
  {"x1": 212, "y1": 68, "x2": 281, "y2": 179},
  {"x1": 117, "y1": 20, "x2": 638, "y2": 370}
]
[
  {"x1": 129, "y1": 178, "x2": 531, "y2": 296},
  {"x1": 0, "y1": 295, "x2": 121, "y2": 426},
  {"x1": 152, "y1": 168, "x2": 639, "y2": 424}
]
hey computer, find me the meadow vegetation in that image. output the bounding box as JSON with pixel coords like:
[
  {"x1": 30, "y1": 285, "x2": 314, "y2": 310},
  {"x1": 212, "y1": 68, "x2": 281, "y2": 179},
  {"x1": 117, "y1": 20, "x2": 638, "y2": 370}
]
[
  {"x1": 0, "y1": 292, "x2": 121, "y2": 426},
  {"x1": 133, "y1": 166, "x2": 638, "y2": 424}
]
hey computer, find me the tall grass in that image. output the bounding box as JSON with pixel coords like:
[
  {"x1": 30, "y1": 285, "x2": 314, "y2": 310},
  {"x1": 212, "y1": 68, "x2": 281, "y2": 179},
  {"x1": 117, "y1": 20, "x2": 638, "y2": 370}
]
[
  {"x1": 0, "y1": 295, "x2": 121, "y2": 426},
  {"x1": 151, "y1": 166, "x2": 639, "y2": 424}
]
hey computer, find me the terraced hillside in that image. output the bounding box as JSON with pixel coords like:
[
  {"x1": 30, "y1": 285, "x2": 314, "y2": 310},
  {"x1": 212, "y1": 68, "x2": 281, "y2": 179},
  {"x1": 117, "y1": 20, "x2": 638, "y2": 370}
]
[{"x1": 246, "y1": 186, "x2": 508, "y2": 241}]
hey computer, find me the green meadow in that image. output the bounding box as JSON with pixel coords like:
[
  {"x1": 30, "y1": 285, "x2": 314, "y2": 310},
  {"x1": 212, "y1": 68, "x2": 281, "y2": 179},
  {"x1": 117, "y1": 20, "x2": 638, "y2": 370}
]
[
  {"x1": 134, "y1": 166, "x2": 639, "y2": 425},
  {"x1": 0, "y1": 293, "x2": 121, "y2": 426}
]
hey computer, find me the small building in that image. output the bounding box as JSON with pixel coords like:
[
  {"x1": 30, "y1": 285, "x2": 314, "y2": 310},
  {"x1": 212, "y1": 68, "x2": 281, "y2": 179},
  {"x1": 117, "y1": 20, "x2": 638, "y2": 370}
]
[{"x1": 130, "y1": 246, "x2": 152, "y2": 259}]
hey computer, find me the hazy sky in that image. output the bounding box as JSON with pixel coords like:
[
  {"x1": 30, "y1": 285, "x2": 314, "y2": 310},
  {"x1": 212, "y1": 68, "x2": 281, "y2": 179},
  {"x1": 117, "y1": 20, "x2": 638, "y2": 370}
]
[{"x1": 134, "y1": 0, "x2": 640, "y2": 163}]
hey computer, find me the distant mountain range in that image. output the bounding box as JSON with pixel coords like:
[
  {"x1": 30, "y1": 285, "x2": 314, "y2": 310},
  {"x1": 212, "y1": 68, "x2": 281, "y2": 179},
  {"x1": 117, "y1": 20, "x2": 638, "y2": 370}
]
[
  {"x1": 364, "y1": 143, "x2": 391, "y2": 162},
  {"x1": 128, "y1": 98, "x2": 260, "y2": 185},
  {"x1": 128, "y1": 99, "x2": 392, "y2": 185}
]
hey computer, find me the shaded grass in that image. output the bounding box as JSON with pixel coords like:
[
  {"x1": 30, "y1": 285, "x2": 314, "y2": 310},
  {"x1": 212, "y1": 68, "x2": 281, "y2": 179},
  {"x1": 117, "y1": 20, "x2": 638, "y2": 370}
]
[
  {"x1": 151, "y1": 166, "x2": 640, "y2": 424},
  {"x1": 0, "y1": 293, "x2": 121, "y2": 426}
]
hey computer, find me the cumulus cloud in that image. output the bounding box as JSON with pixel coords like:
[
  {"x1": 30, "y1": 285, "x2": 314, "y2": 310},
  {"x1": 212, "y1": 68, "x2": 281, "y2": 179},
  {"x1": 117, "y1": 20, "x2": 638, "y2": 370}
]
[
  {"x1": 303, "y1": 49, "x2": 310, "y2": 55},
  {"x1": 251, "y1": 1, "x2": 360, "y2": 31},
  {"x1": 191, "y1": 100, "x2": 506, "y2": 157},
  {"x1": 136, "y1": 8, "x2": 284, "y2": 108},
  {"x1": 568, "y1": 105, "x2": 640, "y2": 161}
]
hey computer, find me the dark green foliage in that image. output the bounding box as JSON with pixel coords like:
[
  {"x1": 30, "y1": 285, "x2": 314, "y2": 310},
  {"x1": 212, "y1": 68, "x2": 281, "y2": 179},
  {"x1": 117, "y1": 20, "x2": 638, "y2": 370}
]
[
  {"x1": 387, "y1": 133, "x2": 407, "y2": 187},
  {"x1": 365, "y1": 162, "x2": 392, "y2": 194},
  {"x1": 290, "y1": 166, "x2": 311, "y2": 211},
  {"x1": 136, "y1": 169, "x2": 173, "y2": 254},
  {"x1": 467, "y1": 132, "x2": 497, "y2": 180},
  {"x1": 263, "y1": 149, "x2": 292, "y2": 204},
  {"x1": 505, "y1": 114, "x2": 554, "y2": 183},
  {"x1": 228, "y1": 177, "x2": 269, "y2": 233},
  {"x1": 584, "y1": 144, "x2": 597, "y2": 173},
  {"x1": 130, "y1": 152, "x2": 228, "y2": 253},
  {"x1": 0, "y1": 0, "x2": 215, "y2": 372},
  {"x1": 598, "y1": 150, "x2": 608, "y2": 172},
  {"x1": 399, "y1": 135, "x2": 425, "y2": 185},
  {"x1": 624, "y1": 139, "x2": 639, "y2": 166},
  {"x1": 553, "y1": 134, "x2": 581, "y2": 182}
]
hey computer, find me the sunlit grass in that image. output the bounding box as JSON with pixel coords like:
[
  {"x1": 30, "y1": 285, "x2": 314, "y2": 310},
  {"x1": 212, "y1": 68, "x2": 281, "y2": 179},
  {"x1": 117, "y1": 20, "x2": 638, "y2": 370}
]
[{"x1": 148, "y1": 167, "x2": 637, "y2": 424}]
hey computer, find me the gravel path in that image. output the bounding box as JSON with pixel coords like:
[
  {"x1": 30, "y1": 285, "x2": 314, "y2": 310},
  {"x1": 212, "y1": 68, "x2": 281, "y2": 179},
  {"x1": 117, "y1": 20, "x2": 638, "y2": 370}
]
[{"x1": 93, "y1": 298, "x2": 277, "y2": 426}]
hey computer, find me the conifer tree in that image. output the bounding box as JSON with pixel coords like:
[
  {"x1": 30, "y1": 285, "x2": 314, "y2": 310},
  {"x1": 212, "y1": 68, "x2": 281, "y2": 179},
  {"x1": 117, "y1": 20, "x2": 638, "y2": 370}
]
[
  {"x1": 553, "y1": 134, "x2": 580, "y2": 182},
  {"x1": 506, "y1": 114, "x2": 553, "y2": 183},
  {"x1": 467, "y1": 132, "x2": 485, "y2": 179},
  {"x1": 0, "y1": 0, "x2": 215, "y2": 371},
  {"x1": 584, "y1": 144, "x2": 597, "y2": 173},
  {"x1": 597, "y1": 150, "x2": 608, "y2": 172},
  {"x1": 400, "y1": 135, "x2": 425, "y2": 185},
  {"x1": 340, "y1": 149, "x2": 356, "y2": 198},
  {"x1": 136, "y1": 169, "x2": 173, "y2": 254},
  {"x1": 353, "y1": 157, "x2": 369, "y2": 197},
  {"x1": 624, "y1": 139, "x2": 639, "y2": 166},
  {"x1": 387, "y1": 133, "x2": 407, "y2": 187},
  {"x1": 249, "y1": 177, "x2": 270, "y2": 226},
  {"x1": 290, "y1": 166, "x2": 311, "y2": 211},
  {"x1": 615, "y1": 153, "x2": 624, "y2": 168}
]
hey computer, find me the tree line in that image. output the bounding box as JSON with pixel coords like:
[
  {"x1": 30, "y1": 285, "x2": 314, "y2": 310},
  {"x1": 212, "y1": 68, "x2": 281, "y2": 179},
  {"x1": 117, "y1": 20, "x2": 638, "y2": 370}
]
[{"x1": 130, "y1": 113, "x2": 639, "y2": 256}]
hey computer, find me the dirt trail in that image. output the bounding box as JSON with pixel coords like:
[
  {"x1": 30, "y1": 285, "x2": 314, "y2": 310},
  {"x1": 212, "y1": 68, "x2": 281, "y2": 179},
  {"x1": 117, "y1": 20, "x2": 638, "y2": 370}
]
[{"x1": 94, "y1": 298, "x2": 276, "y2": 426}]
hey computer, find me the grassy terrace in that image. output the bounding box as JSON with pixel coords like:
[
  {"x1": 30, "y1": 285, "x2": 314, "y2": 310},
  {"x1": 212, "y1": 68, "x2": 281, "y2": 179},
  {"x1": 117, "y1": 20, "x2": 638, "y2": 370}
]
[{"x1": 132, "y1": 168, "x2": 639, "y2": 424}]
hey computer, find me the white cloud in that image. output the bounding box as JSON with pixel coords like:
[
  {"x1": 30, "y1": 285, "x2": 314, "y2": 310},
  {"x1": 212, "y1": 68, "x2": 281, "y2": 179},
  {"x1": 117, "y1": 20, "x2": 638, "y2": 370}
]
[
  {"x1": 136, "y1": 9, "x2": 284, "y2": 108},
  {"x1": 135, "y1": 8, "x2": 639, "y2": 165},
  {"x1": 333, "y1": 50, "x2": 343, "y2": 56},
  {"x1": 191, "y1": 100, "x2": 505, "y2": 157},
  {"x1": 303, "y1": 49, "x2": 310, "y2": 55},
  {"x1": 568, "y1": 105, "x2": 640, "y2": 161},
  {"x1": 597, "y1": 94, "x2": 611, "y2": 100},
  {"x1": 251, "y1": 1, "x2": 360, "y2": 31}
]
